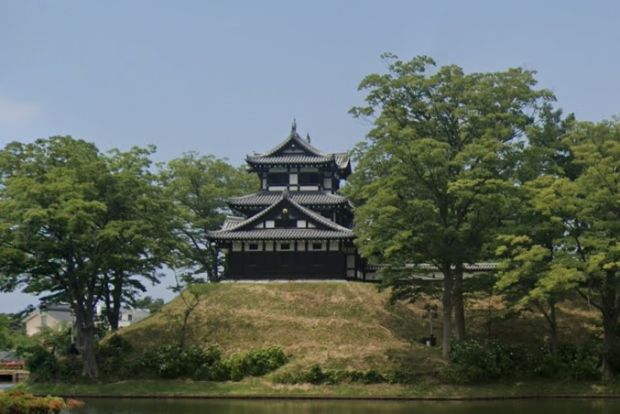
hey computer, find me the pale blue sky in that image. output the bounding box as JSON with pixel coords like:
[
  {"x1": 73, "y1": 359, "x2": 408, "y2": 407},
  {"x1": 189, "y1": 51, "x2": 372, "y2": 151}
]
[{"x1": 1, "y1": 0, "x2": 619, "y2": 312}]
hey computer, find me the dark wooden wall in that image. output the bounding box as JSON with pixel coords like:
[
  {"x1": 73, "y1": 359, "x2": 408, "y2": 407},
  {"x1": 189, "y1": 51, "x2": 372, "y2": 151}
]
[{"x1": 226, "y1": 251, "x2": 347, "y2": 279}]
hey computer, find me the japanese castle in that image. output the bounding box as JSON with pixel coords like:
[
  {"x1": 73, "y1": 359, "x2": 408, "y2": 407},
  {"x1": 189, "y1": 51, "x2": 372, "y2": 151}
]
[{"x1": 209, "y1": 121, "x2": 363, "y2": 280}]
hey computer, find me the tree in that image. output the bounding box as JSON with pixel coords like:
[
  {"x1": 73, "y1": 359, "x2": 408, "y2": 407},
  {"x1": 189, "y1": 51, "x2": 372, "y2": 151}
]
[
  {"x1": 0, "y1": 137, "x2": 171, "y2": 378},
  {"x1": 347, "y1": 54, "x2": 553, "y2": 358},
  {"x1": 495, "y1": 235, "x2": 568, "y2": 355},
  {"x1": 162, "y1": 153, "x2": 258, "y2": 282},
  {"x1": 98, "y1": 147, "x2": 175, "y2": 331},
  {"x1": 0, "y1": 314, "x2": 12, "y2": 349},
  {"x1": 523, "y1": 119, "x2": 620, "y2": 379},
  {"x1": 133, "y1": 296, "x2": 165, "y2": 314},
  {"x1": 495, "y1": 107, "x2": 576, "y2": 355}
]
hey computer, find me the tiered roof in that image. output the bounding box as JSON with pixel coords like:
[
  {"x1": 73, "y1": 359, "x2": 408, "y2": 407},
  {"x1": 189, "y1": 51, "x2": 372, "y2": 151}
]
[
  {"x1": 211, "y1": 122, "x2": 355, "y2": 243},
  {"x1": 210, "y1": 191, "x2": 354, "y2": 241},
  {"x1": 228, "y1": 191, "x2": 350, "y2": 209},
  {"x1": 245, "y1": 122, "x2": 351, "y2": 175}
]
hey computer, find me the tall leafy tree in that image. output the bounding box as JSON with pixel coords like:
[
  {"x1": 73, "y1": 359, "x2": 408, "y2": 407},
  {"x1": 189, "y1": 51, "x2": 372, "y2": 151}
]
[
  {"x1": 98, "y1": 147, "x2": 175, "y2": 331},
  {"x1": 523, "y1": 120, "x2": 620, "y2": 379},
  {"x1": 347, "y1": 54, "x2": 553, "y2": 358},
  {"x1": 162, "y1": 153, "x2": 258, "y2": 282},
  {"x1": 495, "y1": 107, "x2": 576, "y2": 355},
  {"x1": 0, "y1": 137, "x2": 172, "y2": 378}
]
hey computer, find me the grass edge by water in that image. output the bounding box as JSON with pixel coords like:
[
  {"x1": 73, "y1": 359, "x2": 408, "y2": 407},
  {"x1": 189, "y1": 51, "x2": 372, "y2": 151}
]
[{"x1": 22, "y1": 379, "x2": 620, "y2": 401}]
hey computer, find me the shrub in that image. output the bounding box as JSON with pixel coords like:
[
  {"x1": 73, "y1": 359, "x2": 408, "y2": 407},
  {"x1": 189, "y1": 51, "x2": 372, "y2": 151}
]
[
  {"x1": 443, "y1": 339, "x2": 601, "y2": 384},
  {"x1": 134, "y1": 345, "x2": 287, "y2": 381},
  {"x1": 21, "y1": 345, "x2": 61, "y2": 383},
  {"x1": 221, "y1": 347, "x2": 288, "y2": 381},
  {"x1": 0, "y1": 390, "x2": 73, "y2": 414},
  {"x1": 274, "y1": 365, "x2": 387, "y2": 385},
  {"x1": 97, "y1": 335, "x2": 135, "y2": 379},
  {"x1": 137, "y1": 345, "x2": 222, "y2": 379}
]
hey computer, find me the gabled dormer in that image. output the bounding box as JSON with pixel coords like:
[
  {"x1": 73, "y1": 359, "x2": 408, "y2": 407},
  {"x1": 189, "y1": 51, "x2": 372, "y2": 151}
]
[
  {"x1": 245, "y1": 121, "x2": 351, "y2": 193},
  {"x1": 223, "y1": 190, "x2": 352, "y2": 233}
]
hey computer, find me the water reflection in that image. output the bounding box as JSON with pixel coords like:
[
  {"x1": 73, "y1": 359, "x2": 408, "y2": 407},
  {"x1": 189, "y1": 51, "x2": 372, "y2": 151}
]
[{"x1": 72, "y1": 398, "x2": 620, "y2": 414}]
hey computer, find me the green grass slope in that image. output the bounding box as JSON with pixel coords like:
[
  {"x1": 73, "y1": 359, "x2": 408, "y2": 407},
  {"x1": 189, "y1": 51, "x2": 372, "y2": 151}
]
[
  {"x1": 119, "y1": 281, "x2": 599, "y2": 378},
  {"x1": 119, "y1": 282, "x2": 442, "y2": 374}
]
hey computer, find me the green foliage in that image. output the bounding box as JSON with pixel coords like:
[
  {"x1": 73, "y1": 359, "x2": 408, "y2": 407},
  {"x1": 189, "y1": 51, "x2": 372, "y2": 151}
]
[
  {"x1": 97, "y1": 335, "x2": 135, "y2": 379},
  {"x1": 128, "y1": 345, "x2": 287, "y2": 382},
  {"x1": 19, "y1": 344, "x2": 81, "y2": 384},
  {"x1": 132, "y1": 296, "x2": 165, "y2": 314},
  {"x1": 348, "y1": 54, "x2": 552, "y2": 269},
  {"x1": 274, "y1": 364, "x2": 388, "y2": 385},
  {"x1": 0, "y1": 136, "x2": 175, "y2": 378},
  {"x1": 162, "y1": 153, "x2": 258, "y2": 282},
  {"x1": 136, "y1": 345, "x2": 221, "y2": 379},
  {"x1": 0, "y1": 390, "x2": 72, "y2": 414},
  {"x1": 0, "y1": 314, "x2": 13, "y2": 349},
  {"x1": 22, "y1": 345, "x2": 61, "y2": 383},
  {"x1": 347, "y1": 54, "x2": 554, "y2": 356},
  {"x1": 505, "y1": 119, "x2": 620, "y2": 377},
  {"x1": 442, "y1": 339, "x2": 599, "y2": 384}
]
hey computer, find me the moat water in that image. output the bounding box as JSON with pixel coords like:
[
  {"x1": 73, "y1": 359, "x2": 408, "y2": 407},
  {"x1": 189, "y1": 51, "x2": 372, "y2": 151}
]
[{"x1": 68, "y1": 397, "x2": 620, "y2": 414}]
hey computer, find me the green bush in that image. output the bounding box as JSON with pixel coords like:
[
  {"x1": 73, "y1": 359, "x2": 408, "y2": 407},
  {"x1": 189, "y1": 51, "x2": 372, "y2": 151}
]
[
  {"x1": 97, "y1": 335, "x2": 135, "y2": 379},
  {"x1": 134, "y1": 345, "x2": 287, "y2": 381},
  {"x1": 221, "y1": 347, "x2": 288, "y2": 381},
  {"x1": 21, "y1": 345, "x2": 61, "y2": 383},
  {"x1": 137, "y1": 345, "x2": 222, "y2": 379},
  {"x1": 0, "y1": 390, "x2": 71, "y2": 414},
  {"x1": 274, "y1": 365, "x2": 387, "y2": 385},
  {"x1": 443, "y1": 339, "x2": 600, "y2": 384}
]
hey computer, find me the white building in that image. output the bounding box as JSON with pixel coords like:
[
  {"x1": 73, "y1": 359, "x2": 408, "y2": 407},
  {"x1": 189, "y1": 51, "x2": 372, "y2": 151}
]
[
  {"x1": 24, "y1": 304, "x2": 74, "y2": 337},
  {"x1": 24, "y1": 304, "x2": 151, "y2": 336}
]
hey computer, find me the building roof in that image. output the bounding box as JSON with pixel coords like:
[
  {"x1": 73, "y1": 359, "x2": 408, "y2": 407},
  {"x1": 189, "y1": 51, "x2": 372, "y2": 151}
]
[
  {"x1": 245, "y1": 122, "x2": 351, "y2": 172},
  {"x1": 24, "y1": 304, "x2": 74, "y2": 324},
  {"x1": 221, "y1": 215, "x2": 246, "y2": 230},
  {"x1": 0, "y1": 351, "x2": 19, "y2": 362},
  {"x1": 228, "y1": 191, "x2": 350, "y2": 208},
  {"x1": 208, "y1": 228, "x2": 354, "y2": 240},
  {"x1": 211, "y1": 191, "x2": 354, "y2": 241},
  {"x1": 365, "y1": 262, "x2": 498, "y2": 277}
]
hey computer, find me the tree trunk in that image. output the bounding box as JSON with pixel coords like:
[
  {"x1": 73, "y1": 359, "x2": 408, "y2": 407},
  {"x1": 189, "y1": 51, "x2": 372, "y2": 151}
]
[
  {"x1": 600, "y1": 270, "x2": 619, "y2": 381},
  {"x1": 538, "y1": 300, "x2": 559, "y2": 355},
  {"x1": 74, "y1": 310, "x2": 99, "y2": 379},
  {"x1": 600, "y1": 310, "x2": 617, "y2": 381},
  {"x1": 453, "y1": 263, "x2": 465, "y2": 341},
  {"x1": 109, "y1": 271, "x2": 123, "y2": 331},
  {"x1": 441, "y1": 264, "x2": 454, "y2": 359},
  {"x1": 102, "y1": 271, "x2": 124, "y2": 331},
  {"x1": 549, "y1": 303, "x2": 559, "y2": 356}
]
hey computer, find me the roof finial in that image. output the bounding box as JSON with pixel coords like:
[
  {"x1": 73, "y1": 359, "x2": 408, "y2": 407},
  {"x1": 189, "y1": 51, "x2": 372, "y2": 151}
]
[
  {"x1": 291, "y1": 118, "x2": 297, "y2": 133},
  {"x1": 282, "y1": 188, "x2": 289, "y2": 199},
  {"x1": 306, "y1": 133, "x2": 311, "y2": 143}
]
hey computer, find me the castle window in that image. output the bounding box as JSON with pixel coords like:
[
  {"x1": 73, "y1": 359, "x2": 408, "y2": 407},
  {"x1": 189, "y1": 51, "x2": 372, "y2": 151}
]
[
  {"x1": 298, "y1": 173, "x2": 321, "y2": 185},
  {"x1": 275, "y1": 218, "x2": 296, "y2": 228},
  {"x1": 280, "y1": 242, "x2": 291, "y2": 250},
  {"x1": 267, "y1": 173, "x2": 289, "y2": 186},
  {"x1": 248, "y1": 243, "x2": 259, "y2": 251},
  {"x1": 311, "y1": 242, "x2": 323, "y2": 250}
]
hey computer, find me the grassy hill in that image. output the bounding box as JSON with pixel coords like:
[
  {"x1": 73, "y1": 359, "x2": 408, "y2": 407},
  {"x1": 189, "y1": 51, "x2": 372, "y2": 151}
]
[
  {"x1": 118, "y1": 282, "x2": 443, "y2": 374},
  {"x1": 118, "y1": 281, "x2": 599, "y2": 377}
]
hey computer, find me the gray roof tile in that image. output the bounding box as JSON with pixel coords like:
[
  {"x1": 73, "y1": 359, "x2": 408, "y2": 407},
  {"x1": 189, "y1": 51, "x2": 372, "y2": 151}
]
[
  {"x1": 246, "y1": 126, "x2": 350, "y2": 170},
  {"x1": 211, "y1": 191, "x2": 354, "y2": 241},
  {"x1": 228, "y1": 191, "x2": 349, "y2": 207},
  {"x1": 209, "y1": 228, "x2": 354, "y2": 240}
]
